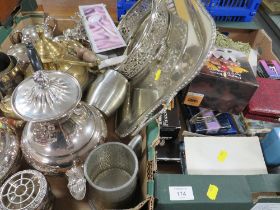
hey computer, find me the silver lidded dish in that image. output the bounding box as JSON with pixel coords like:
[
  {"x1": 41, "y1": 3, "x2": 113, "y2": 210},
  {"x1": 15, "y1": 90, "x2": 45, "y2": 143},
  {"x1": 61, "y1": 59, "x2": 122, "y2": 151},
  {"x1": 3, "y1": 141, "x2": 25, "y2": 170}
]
[
  {"x1": 0, "y1": 170, "x2": 54, "y2": 210},
  {"x1": 11, "y1": 42, "x2": 107, "y2": 200}
]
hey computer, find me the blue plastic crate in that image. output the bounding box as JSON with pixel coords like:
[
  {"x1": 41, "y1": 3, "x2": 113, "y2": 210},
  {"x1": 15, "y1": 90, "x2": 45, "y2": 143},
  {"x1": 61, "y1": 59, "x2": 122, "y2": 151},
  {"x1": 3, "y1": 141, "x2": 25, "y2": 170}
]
[
  {"x1": 201, "y1": 0, "x2": 262, "y2": 22},
  {"x1": 117, "y1": 0, "x2": 137, "y2": 21}
]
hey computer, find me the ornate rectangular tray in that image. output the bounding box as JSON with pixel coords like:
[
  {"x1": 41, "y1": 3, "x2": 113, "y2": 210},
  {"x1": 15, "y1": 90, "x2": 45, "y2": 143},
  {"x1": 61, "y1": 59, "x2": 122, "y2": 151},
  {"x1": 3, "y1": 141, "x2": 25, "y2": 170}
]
[{"x1": 116, "y1": 0, "x2": 216, "y2": 137}]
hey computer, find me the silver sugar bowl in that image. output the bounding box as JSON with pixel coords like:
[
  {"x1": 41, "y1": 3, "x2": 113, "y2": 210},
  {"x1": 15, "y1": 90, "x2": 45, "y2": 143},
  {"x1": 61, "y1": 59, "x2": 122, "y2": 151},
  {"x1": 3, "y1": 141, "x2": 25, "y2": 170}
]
[{"x1": 11, "y1": 67, "x2": 107, "y2": 200}]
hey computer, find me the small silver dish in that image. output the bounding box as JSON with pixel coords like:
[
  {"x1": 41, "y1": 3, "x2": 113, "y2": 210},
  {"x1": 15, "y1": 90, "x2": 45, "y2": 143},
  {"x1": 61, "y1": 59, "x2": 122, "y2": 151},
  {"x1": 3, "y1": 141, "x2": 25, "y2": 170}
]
[{"x1": 0, "y1": 170, "x2": 54, "y2": 210}]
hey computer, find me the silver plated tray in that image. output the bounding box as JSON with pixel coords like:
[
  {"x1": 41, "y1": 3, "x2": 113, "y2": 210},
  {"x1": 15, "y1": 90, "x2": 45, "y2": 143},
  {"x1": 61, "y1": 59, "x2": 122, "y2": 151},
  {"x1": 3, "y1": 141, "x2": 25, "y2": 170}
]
[{"x1": 116, "y1": 0, "x2": 216, "y2": 137}]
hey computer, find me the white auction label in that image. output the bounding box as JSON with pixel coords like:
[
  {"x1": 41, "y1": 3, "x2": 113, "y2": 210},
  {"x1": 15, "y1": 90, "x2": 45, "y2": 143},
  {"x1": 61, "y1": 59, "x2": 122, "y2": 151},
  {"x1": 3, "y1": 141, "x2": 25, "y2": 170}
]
[
  {"x1": 251, "y1": 203, "x2": 280, "y2": 210},
  {"x1": 169, "y1": 186, "x2": 194, "y2": 201}
]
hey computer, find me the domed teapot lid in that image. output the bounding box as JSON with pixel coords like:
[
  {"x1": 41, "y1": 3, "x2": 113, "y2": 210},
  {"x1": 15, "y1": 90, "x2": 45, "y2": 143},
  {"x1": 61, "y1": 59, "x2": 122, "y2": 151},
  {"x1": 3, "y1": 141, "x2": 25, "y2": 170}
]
[{"x1": 11, "y1": 70, "x2": 82, "y2": 122}]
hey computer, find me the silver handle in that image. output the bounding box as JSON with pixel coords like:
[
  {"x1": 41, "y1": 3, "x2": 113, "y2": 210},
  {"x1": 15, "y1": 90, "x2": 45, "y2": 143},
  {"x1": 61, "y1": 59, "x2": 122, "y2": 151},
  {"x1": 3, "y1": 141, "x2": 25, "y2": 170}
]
[{"x1": 128, "y1": 134, "x2": 142, "y2": 159}]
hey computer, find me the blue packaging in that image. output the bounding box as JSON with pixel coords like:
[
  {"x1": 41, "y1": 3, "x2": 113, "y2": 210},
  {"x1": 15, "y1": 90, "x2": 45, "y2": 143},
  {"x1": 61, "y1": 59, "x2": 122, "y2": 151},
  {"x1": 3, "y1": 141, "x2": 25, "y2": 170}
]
[
  {"x1": 261, "y1": 128, "x2": 280, "y2": 166},
  {"x1": 117, "y1": 0, "x2": 137, "y2": 21},
  {"x1": 183, "y1": 105, "x2": 238, "y2": 135}
]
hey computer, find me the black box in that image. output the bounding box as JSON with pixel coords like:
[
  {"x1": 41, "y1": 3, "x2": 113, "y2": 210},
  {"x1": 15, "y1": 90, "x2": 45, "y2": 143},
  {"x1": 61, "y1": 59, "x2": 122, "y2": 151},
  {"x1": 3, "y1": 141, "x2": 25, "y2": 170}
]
[{"x1": 158, "y1": 99, "x2": 181, "y2": 140}]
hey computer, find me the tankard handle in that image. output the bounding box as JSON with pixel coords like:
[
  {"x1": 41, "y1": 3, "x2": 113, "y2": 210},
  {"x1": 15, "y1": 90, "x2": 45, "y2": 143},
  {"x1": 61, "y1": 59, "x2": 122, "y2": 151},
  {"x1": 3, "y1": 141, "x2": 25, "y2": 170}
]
[{"x1": 128, "y1": 134, "x2": 143, "y2": 159}]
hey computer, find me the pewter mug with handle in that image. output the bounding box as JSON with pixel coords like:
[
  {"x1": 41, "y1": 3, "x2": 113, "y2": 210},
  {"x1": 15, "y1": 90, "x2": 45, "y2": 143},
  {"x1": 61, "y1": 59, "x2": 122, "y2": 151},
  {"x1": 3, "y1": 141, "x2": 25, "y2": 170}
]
[{"x1": 84, "y1": 140, "x2": 140, "y2": 209}]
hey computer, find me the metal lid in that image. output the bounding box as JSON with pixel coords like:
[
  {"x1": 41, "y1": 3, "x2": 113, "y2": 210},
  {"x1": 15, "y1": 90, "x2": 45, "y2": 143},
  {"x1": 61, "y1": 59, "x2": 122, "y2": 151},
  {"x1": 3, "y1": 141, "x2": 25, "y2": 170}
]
[
  {"x1": 0, "y1": 170, "x2": 48, "y2": 210},
  {"x1": 12, "y1": 70, "x2": 82, "y2": 122}
]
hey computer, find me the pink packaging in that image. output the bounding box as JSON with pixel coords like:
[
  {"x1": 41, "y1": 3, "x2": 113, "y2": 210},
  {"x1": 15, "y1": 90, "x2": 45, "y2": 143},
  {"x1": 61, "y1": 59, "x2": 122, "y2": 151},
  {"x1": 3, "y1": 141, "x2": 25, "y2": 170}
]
[{"x1": 79, "y1": 4, "x2": 126, "y2": 53}]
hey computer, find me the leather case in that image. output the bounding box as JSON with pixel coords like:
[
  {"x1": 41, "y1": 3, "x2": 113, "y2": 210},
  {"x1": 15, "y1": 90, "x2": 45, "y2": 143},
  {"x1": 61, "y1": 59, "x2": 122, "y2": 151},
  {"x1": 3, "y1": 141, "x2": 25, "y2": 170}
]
[{"x1": 244, "y1": 78, "x2": 280, "y2": 123}]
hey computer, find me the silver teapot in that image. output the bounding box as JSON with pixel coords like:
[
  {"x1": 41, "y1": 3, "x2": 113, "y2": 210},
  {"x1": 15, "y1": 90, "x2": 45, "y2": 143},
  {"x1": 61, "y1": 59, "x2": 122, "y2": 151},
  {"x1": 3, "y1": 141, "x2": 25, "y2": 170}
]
[
  {"x1": 11, "y1": 43, "x2": 107, "y2": 200},
  {"x1": 9, "y1": 16, "x2": 56, "y2": 44},
  {"x1": 7, "y1": 43, "x2": 29, "y2": 70}
]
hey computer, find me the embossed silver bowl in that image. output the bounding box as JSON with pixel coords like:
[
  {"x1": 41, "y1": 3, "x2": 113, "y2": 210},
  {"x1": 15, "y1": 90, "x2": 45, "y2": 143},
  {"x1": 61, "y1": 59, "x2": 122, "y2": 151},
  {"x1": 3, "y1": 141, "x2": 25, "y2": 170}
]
[
  {"x1": 116, "y1": 0, "x2": 216, "y2": 137},
  {"x1": 0, "y1": 126, "x2": 21, "y2": 185}
]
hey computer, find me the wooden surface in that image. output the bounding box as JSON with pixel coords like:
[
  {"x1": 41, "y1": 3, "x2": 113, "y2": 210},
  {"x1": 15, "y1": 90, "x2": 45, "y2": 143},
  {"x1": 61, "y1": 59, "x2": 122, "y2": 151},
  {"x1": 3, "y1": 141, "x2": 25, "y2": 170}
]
[
  {"x1": 40, "y1": 0, "x2": 117, "y2": 21},
  {"x1": 0, "y1": 0, "x2": 20, "y2": 24}
]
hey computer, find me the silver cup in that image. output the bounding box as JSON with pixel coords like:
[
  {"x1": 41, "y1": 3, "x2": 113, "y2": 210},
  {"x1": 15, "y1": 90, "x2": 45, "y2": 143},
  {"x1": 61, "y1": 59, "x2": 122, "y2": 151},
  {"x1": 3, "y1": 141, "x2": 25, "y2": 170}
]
[
  {"x1": 86, "y1": 70, "x2": 128, "y2": 117},
  {"x1": 84, "y1": 142, "x2": 139, "y2": 209}
]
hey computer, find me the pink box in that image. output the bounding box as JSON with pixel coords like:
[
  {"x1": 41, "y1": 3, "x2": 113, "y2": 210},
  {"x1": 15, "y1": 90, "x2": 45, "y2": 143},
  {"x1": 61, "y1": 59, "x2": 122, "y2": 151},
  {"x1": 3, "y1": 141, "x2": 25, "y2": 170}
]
[{"x1": 79, "y1": 4, "x2": 126, "y2": 53}]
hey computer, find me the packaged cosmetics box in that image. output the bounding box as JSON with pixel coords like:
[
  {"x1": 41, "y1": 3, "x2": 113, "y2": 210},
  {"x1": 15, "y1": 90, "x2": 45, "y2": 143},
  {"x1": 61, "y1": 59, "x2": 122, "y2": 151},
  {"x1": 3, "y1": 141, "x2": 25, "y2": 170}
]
[
  {"x1": 183, "y1": 47, "x2": 259, "y2": 115},
  {"x1": 183, "y1": 105, "x2": 238, "y2": 135},
  {"x1": 158, "y1": 99, "x2": 181, "y2": 141}
]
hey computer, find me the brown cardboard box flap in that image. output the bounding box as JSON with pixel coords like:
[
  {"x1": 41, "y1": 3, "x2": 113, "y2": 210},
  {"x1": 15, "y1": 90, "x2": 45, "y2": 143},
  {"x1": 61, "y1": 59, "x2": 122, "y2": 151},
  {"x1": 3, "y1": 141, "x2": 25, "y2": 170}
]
[{"x1": 220, "y1": 28, "x2": 279, "y2": 62}]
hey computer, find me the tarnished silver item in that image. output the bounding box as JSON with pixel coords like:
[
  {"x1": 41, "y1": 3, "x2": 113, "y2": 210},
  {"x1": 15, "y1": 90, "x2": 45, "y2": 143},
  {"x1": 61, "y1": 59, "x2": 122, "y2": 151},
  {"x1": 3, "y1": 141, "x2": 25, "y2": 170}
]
[
  {"x1": 116, "y1": 0, "x2": 216, "y2": 137},
  {"x1": 0, "y1": 170, "x2": 54, "y2": 210}
]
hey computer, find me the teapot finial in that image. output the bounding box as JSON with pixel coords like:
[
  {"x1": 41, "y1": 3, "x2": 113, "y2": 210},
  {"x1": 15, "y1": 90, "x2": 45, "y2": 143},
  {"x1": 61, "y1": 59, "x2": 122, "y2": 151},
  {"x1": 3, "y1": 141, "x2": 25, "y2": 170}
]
[{"x1": 33, "y1": 70, "x2": 49, "y2": 89}]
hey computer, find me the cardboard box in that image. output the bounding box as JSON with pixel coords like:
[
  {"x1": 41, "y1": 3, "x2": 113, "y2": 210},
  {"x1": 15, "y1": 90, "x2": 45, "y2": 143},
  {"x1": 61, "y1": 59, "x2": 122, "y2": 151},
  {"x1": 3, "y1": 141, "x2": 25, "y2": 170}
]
[
  {"x1": 0, "y1": 0, "x2": 20, "y2": 25},
  {"x1": 183, "y1": 47, "x2": 259, "y2": 115},
  {"x1": 182, "y1": 28, "x2": 280, "y2": 113},
  {"x1": 0, "y1": 12, "x2": 159, "y2": 210},
  {"x1": 155, "y1": 174, "x2": 280, "y2": 210},
  {"x1": 219, "y1": 28, "x2": 279, "y2": 62}
]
